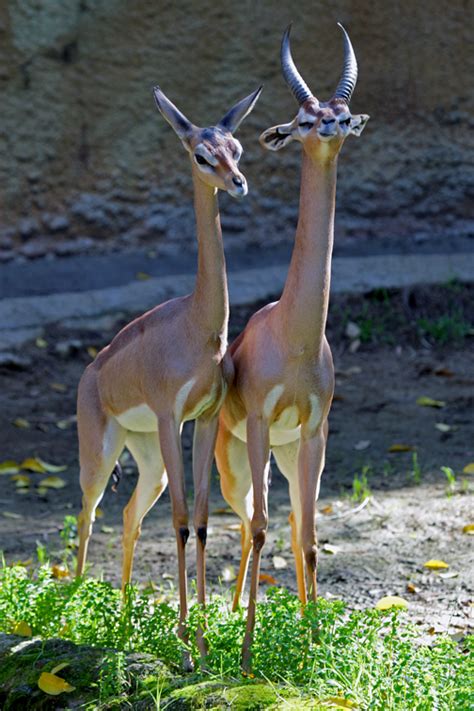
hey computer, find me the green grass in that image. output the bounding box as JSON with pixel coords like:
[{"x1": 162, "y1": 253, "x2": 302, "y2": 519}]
[{"x1": 0, "y1": 562, "x2": 472, "y2": 710}]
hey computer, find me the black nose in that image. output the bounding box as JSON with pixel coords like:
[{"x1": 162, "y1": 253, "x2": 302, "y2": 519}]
[{"x1": 232, "y1": 176, "x2": 243, "y2": 187}]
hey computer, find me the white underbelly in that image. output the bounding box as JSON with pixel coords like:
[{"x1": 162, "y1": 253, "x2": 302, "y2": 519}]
[{"x1": 116, "y1": 404, "x2": 158, "y2": 432}]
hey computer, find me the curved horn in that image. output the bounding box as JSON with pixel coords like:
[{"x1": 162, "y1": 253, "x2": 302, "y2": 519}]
[
  {"x1": 333, "y1": 23, "x2": 358, "y2": 103},
  {"x1": 280, "y1": 24, "x2": 313, "y2": 105}
]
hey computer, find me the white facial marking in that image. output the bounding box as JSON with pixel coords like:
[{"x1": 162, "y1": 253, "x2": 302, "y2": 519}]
[
  {"x1": 308, "y1": 394, "x2": 322, "y2": 431},
  {"x1": 174, "y1": 377, "x2": 197, "y2": 422},
  {"x1": 263, "y1": 384, "x2": 285, "y2": 420}
]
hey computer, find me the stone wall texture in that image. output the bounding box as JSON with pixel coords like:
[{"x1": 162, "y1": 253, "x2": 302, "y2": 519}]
[{"x1": 0, "y1": 0, "x2": 473, "y2": 258}]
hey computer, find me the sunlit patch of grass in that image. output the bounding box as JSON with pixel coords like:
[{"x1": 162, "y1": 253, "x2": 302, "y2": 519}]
[{"x1": 0, "y1": 561, "x2": 471, "y2": 710}]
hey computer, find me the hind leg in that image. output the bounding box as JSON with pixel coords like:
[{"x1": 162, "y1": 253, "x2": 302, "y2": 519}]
[
  {"x1": 122, "y1": 431, "x2": 167, "y2": 589},
  {"x1": 273, "y1": 439, "x2": 306, "y2": 604},
  {"x1": 76, "y1": 414, "x2": 127, "y2": 577},
  {"x1": 215, "y1": 420, "x2": 253, "y2": 610}
]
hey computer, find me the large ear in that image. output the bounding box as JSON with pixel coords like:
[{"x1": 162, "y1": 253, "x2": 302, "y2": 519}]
[
  {"x1": 259, "y1": 120, "x2": 297, "y2": 151},
  {"x1": 218, "y1": 86, "x2": 263, "y2": 134},
  {"x1": 349, "y1": 113, "x2": 370, "y2": 137},
  {"x1": 153, "y1": 86, "x2": 194, "y2": 145}
]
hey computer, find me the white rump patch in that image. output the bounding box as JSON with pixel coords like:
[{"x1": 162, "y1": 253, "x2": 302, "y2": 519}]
[
  {"x1": 308, "y1": 394, "x2": 322, "y2": 431},
  {"x1": 116, "y1": 404, "x2": 158, "y2": 433},
  {"x1": 263, "y1": 384, "x2": 284, "y2": 420},
  {"x1": 174, "y1": 378, "x2": 197, "y2": 422}
]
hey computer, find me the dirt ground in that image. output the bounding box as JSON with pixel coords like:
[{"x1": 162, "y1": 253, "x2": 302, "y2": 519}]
[{"x1": 0, "y1": 285, "x2": 473, "y2": 639}]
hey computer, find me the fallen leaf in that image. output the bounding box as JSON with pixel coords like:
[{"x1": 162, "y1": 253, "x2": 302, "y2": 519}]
[
  {"x1": 321, "y1": 503, "x2": 334, "y2": 515},
  {"x1": 222, "y1": 565, "x2": 236, "y2": 582},
  {"x1": 463, "y1": 463, "x2": 474, "y2": 475},
  {"x1": 322, "y1": 544, "x2": 342, "y2": 555},
  {"x1": 37, "y1": 487, "x2": 48, "y2": 496},
  {"x1": 462, "y1": 524, "x2": 474, "y2": 535},
  {"x1": 388, "y1": 443, "x2": 415, "y2": 452},
  {"x1": 212, "y1": 507, "x2": 234, "y2": 515},
  {"x1": 95, "y1": 507, "x2": 104, "y2": 519},
  {"x1": 439, "y1": 571, "x2": 458, "y2": 579},
  {"x1": 272, "y1": 556, "x2": 288, "y2": 569},
  {"x1": 56, "y1": 418, "x2": 74, "y2": 430},
  {"x1": 259, "y1": 573, "x2": 278, "y2": 585},
  {"x1": 11, "y1": 474, "x2": 31, "y2": 488},
  {"x1": 224, "y1": 523, "x2": 241, "y2": 531},
  {"x1": 38, "y1": 672, "x2": 75, "y2": 696},
  {"x1": 36, "y1": 458, "x2": 67, "y2": 473},
  {"x1": 354, "y1": 440, "x2": 371, "y2": 451},
  {"x1": 2, "y1": 511, "x2": 22, "y2": 519},
  {"x1": 375, "y1": 596, "x2": 409, "y2": 611},
  {"x1": 12, "y1": 417, "x2": 30, "y2": 428},
  {"x1": 0, "y1": 460, "x2": 20, "y2": 475},
  {"x1": 21, "y1": 457, "x2": 47, "y2": 472},
  {"x1": 332, "y1": 393, "x2": 345, "y2": 402},
  {"x1": 100, "y1": 525, "x2": 114, "y2": 534},
  {"x1": 427, "y1": 626, "x2": 436, "y2": 635},
  {"x1": 13, "y1": 620, "x2": 32, "y2": 636},
  {"x1": 435, "y1": 423, "x2": 452, "y2": 433},
  {"x1": 38, "y1": 476, "x2": 67, "y2": 489},
  {"x1": 434, "y1": 366, "x2": 454, "y2": 377},
  {"x1": 416, "y1": 396, "x2": 445, "y2": 408},
  {"x1": 51, "y1": 564, "x2": 70, "y2": 579},
  {"x1": 406, "y1": 582, "x2": 418, "y2": 594},
  {"x1": 136, "y1": 271, "x2": 151, "y2": 281},
  {"x1": 35, "y1": 337, "x2": 48, "y2": 349},
  {"x1": 424, "y1": 559, "x2": 449, "y2": 570},
  {"x1": 162, "y1": 573, "x2": 174, "y2": 580},
  {"x1": 49, "y1": 382, "x2": 67, "y2": 393},
  {"x1": 87, "y1": 346, "x2": 98, "y2": 359}
]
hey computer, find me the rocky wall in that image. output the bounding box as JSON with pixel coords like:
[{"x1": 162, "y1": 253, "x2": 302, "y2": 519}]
[{"x1": 0, "y1": 0, "x2": 473, "y2": 261}]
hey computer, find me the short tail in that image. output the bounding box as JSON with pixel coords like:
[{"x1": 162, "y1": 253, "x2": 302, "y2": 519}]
[{"x1": 111, "y1": 461, "x2": 123, "y2": 493}]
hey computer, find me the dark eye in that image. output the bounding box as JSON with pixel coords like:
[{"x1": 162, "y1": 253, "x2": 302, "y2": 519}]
[
  {"x1": 341, "y1": 118, "x2": 351, "y2": 126},
  {"x1": 299, "y1": 122, "x2": 314, "y2": 130},
  {"x1": 195, "y1": 154, "x2": 211, "y2": 166}
]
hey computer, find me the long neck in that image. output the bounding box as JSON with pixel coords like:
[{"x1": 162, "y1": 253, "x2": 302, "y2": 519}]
[
  {"x1": 191, "y1": 166, "x2": 229, "y2": 334},
  {"x1": 278, "y1": 150, "x2": 338, "y2": 351}
]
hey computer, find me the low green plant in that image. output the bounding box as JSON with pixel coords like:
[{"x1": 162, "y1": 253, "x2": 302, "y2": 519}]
[
  {"x1": 0, "y1": 563, "x2": 472, "y2": 710},
  {"x1": 417, "y1": 313, "x2": 472, "y2": 344},
  {"x1": 441, "y1": 466, "x2": 457, "y2": 497},
  {"x1": 352, "y1": 465, "x2": 372, "y2": 502},
  {"x1": 410, "y1": 451, "x2": 422, "y2": 484}
]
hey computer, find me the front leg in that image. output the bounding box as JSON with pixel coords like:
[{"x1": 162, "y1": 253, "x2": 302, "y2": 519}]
[
  {"x1": 298, "y1": 421, "x2": 327, "y2": 602},
  {"x1": 158, "y1": 414, "x2": 192, "y2": 671},
  {"x1": 242, "y1": 414, "x2": 270, "y2": 673},
  {"x1": 192, "y1": 414, "x2": 219, "y2": 659}
]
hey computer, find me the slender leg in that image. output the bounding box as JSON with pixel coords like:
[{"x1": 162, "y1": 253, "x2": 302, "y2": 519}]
[
  {"x1": 298, "y1": 422, "x2": 327, "y2": 602},
  {"x1": 157, "y1": 414, "x2": 192, "y2": 671},
  {"x1": 273, "y1": 440, "x2": 307, "y2": 605},
  {"x1": 121, "y1": 431, "x2": 167, "y2": 589},
  {"x1": 192, "y1": 414, "x2": 218, "y2": 658},
  {"x1": 242, "y1": 414, "x2": 270, "y2": 673},
  {"x1": 76, "y1": 416, "x2": 126, "y2": 577},
  {"x1": 215, "y1": 420, "x2": 253, "y2": 611}
]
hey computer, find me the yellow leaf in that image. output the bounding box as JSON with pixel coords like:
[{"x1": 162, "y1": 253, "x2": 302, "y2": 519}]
[
  {"x1": 0, "y1": 460, "x2": 20, "y2": 475},
  {"x1": 435, "y1": 423, "x2": 452, "y2": 433},
  {"x1": 56, "y1": 419, "x2": 72, "y2": 430},
  {"x1": 224, "y1": 523, "x2": 241, "y2": 531},
  {"x1": 11, "y1": 474, "x2": 31, "y2": 488},
  {"x1": 212, "y1": 506, "x2": 234, "y2": 515},
  {"x1": 13, "y1": 417, "x2": 30, "y2": 429},
  {"x1": 136, "y1": 271, "x2": 151, "y2": 280},
  {"x1": 2, "y1": 511, "x2": 22, "y2": 519},
  {"x1": 322, "y1": 543, "x2": 342, "y2": 555},
  {"x1": 222, "y1": 565, "x2": 236, "y2": 582},
  {"x1": 462, "y1": 524, "x2": 474, "y2": 535},
  {"x1": 375, "y1": 596, "x2": 409, "y2": 610},
  {"x1": 13, "y1": 620, "x2": 32, "y2": 636},
  {"x1": 416, "y1": 396, "x2": 445, "y2": 408},
  {"x1": 259, "y1": 573, "x2": 279, "y2": 585},
  {"x1": 87, "y1": 346, "x2": 98, "y2": 358},
  {"x1": 49, "y1": 382, "x2": 67, "y2": 393},
  {"x1": 424, "y1": 559, "x2": 449, "y2": 570},
  {"x1": 463, "y1": 463, "x2": 474, "y2": 475},
  {"x1": 388, "y1": 443, "x2": 414, "y2": 452},
  {"x1": 51, "y1": 564, "x2": 70, "y2": 579},
  {"x1": 37, "y1": 487, "x2": 48, "y2": 496},
  {"x1": 321, "y1": 503, "x2": 334, "y2": 515},
  {"x1": 35, "y1": 337, "x2": 48, "y2": 349},
  {"x1": 36, "y1": 458, "x2": 67, "y2": 473},
  {"x1": 38, "y1": 672, "x2": 75, "y2": 695},
  {"x1": 406, "y1": 582, "x2": 418, "y2": 594},
  {"x1": 21, "y1": 457, "x2": 47, "y2": 472},
  {"x1": 95, "y1": 507, "x2": 104, "y2": 519},
  {"x1": 38, "y1": 476, "x2": 67, "y2": 489}
]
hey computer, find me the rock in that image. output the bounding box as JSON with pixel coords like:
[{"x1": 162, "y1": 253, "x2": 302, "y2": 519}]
[
  {"x1": 54, "y1": 237, "x2": 94, "y2": 255},
  {"x1": 18, "y1": 217, "x2": 39, "y2": 240},
  {"x1": 0, "y1": 352, "x2": 32, "y2": 369},
  {"x1": 0, "y1": 250, "x2": 15, "y2": 262},
  {"x1": 345, "y1": 321, "x2": 361, "y2": 340},
  {"x1": 43, "y1": 213, "x2": 70, "y2": 232},
  {"x1": 20, "y1": 238, "x2": 53, "y2": 258},
  {"x1": 55, "y1": 339, "x2": 83, "y2": 357},
  {"x1": 144, "y1": 214, "x2": 167, "y2": 234}
]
